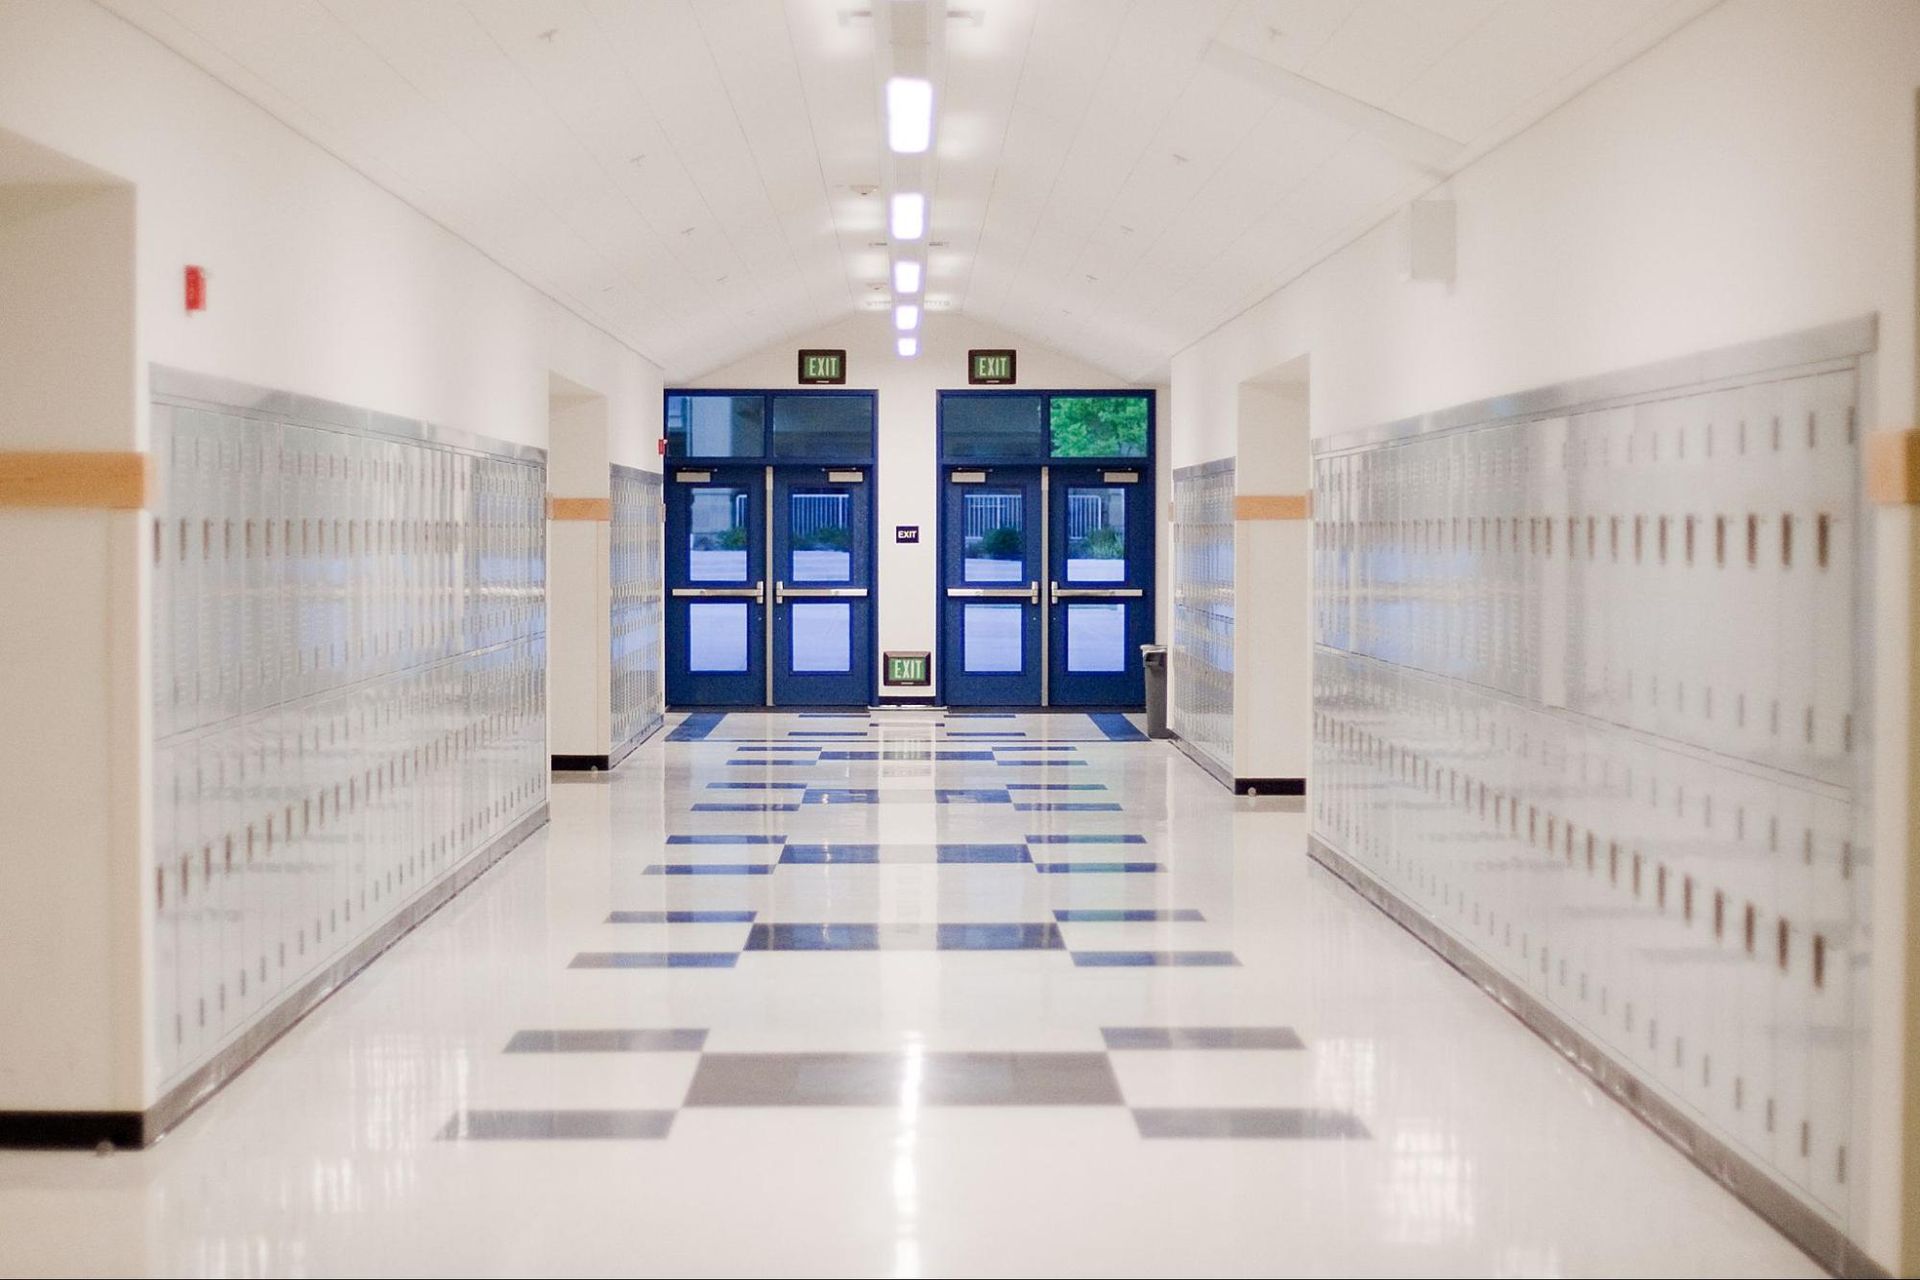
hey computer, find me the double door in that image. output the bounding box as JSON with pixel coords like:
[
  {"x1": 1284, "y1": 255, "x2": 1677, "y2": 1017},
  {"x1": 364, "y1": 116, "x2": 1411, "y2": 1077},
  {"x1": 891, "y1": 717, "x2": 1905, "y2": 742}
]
[
  {"x1": 940, "y1": 464, "x2": 1151, "y2": 707},
  {"x1": 666, "y1": 464, "x2": 873, "y2": 706}
]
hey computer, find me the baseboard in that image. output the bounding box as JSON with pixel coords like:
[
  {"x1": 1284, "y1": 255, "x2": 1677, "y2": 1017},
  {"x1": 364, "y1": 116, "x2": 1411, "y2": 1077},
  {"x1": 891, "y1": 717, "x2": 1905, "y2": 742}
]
[
  {"x1": 1304, "y1": 832, "x2": 1886, "y2": 1280},
  {"x1": 1161, "y1": 731, "x2": 1303, "y2": 798},
  {"x1": 0, "y1": 803, "x2": 551, "y2": 1151},
  {"x1": 551, "y1": 753, "x2": 609, "y2": 771},
  {"x1": 608, "y1": 714, "x2": 664, "y2": 768}
]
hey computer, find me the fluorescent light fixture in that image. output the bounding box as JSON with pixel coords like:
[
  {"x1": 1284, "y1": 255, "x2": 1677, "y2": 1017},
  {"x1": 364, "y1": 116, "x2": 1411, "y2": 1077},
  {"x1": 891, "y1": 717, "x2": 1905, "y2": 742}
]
[
  {"x1": 889, "y1": 192, "x2": 926, "y2": 240},
  {"x1": 886, "y1": 77, "x2": 934, "y2": 154},
  {"x1": 894, "y1": 303, "x2": 920, "y2": 331},
  {"x1": 897, "y1": 335, "x2": 919, "y2": 358},
  {"x1": 893, "y1": 260, "x2": 922, "y2": 294}
]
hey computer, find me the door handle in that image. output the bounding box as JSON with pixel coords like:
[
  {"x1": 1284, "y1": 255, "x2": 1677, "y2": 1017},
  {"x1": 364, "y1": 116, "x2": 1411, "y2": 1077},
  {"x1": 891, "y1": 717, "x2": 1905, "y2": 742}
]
[
  {"x1": 672, "y1": 581, "x2": 766, "y2": 604},
  {"x1": 1049, "y1": 584, "x2": 1143, "y2": 603},
  {"x1": 947, "y1": 582, "x2": 1039, "y2": 604},
  {"x1": 776, "y1": 584, "x2": 870, "y2": 603}
]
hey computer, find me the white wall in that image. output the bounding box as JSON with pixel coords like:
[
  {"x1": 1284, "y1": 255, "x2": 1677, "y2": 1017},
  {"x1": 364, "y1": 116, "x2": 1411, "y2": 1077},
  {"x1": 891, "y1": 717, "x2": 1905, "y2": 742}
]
[
  {"x1": 1167, "y1": 1, "x2": 1919, "y2": 1267},
  {"x1": 687, "y1": 312, "x2": 1160, "y2": 695},
  {"x1": 0, "y1": 0, "x2": 664, "y2": 1113}
]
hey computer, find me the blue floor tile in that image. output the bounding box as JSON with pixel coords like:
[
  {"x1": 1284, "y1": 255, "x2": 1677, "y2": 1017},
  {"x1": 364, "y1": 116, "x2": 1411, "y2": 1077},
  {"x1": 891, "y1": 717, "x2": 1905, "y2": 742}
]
[
  {"x1": 1013, "y1": 802, "x2": 1123, "y2": 812},
  {"x1": 993, "y1": 745, "x2": 1076, "y2": 752},
  {"x1": 1033, "y1": 862, "x2": 1165, "y2": 874},
  {"x1": 643, "y1": 864, "x2": 777, "y2": 876},
  {"x1": 1070, "y1": 951, "x2": 1240, "y2": 967},
  {"x1": 995, "y1": 759, "x2": 1087, "y2": 767},
  {"x1": 1026, "y1": 834, "x2": 1147, "y2": 844},
  {"x1": 935, "y1": 788, "x2": 1012, "y2": 804},
  {"x1": 707, "y1": 781, "x2": 810, "y2": 790},
  {"x1": 936, "y1": 843, "x2": 1031, "y2": 864},
  {"x1": 732, "y1": 745, "x2": 821, "y2": 753},
  {"x1": 943, "y1": 731, "x2": 1025, "y2": 738},
  {"x1": 780, "y1": 844, "x2": 880, "y2": 864},
  {"x1": 608, "y1": 910, "x2": 759, "y2": 923},
  {"x1": 1005, "y1": 783, "x2": 1108, "y2": 791},
  {"x1": 802, "y1": 788, "x2": 881, "y2": 804},
  {"x1": 726, "y1": 758, "x2": 818, "y2": 766},
  {"x1": 821, "y1": 750, "x2": 993, "y2": 761},
  {"x1": 568, "y1": 952, "x2": 741, "y2": 968},
  {"x1": 665, "y1": 835, "x2": 788, "y2": 845},
  {"x1": 692, "y1": 802, "x2": 800, "y2": 812},
  {"x1": 1053, "y1": 908, "x2": 1204, "y2": 923},
  {"x1": 787, "y1": 731, "x2": 869, "y2": 738},
  {"x1": 745, "y1": 923, "x2": 879, "y2": 950},
  {"x1": 666, "y1": 713, "x2": 726, "y2": 742},
  {"x1": 1088, "y1": 712, "x2": 1148, "y2": 742},
  {"x1": 937, "y1": 922, "x2": 1064, "y2": 950}
]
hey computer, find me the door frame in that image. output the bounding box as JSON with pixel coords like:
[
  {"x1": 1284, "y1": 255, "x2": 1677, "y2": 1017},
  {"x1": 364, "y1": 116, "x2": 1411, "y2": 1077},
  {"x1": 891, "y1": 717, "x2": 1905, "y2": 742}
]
[
  {"x1": 933, "y1": 389, "x2": 1156, "y2": 709},
  {"x1": 662, "y1": 388, "x2": 879, "y2": 709}
]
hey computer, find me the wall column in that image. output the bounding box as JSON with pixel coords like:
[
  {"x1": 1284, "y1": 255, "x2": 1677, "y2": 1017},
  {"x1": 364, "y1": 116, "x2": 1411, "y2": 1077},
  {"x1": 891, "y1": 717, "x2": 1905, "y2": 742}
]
[{"x1": 546, "y1": 375, "x2": 613, "y2": 769}]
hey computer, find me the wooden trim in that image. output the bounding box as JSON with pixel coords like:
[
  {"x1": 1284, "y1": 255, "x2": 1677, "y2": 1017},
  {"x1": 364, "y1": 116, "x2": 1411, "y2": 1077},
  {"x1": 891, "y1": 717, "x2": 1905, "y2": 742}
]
[
  {"x1": 1234, "y1": 493, "x2": 1311, "y2": 521},
  {"x1": 0, "y1": 452, "x2": 151, "y2": 510},
  {"x1": 547, "y1": 496, "x2": 612, "y2": 521},
  {"x1": 1866, "y1": 429, "x2": 1920, "y2": 505}
]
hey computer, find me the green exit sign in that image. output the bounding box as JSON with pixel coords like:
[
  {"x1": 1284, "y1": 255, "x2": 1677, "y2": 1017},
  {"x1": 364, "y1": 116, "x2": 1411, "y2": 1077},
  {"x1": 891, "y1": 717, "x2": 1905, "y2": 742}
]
[
  {"x1": 969, "y1": 349, "x2": 1017, "y2": 385},
  {"x1": 885, "y1": 651, "x2": 931, "y2": 687},
  {"x1": 797, "y1": 349, "x2": 846, "y2": 384}
]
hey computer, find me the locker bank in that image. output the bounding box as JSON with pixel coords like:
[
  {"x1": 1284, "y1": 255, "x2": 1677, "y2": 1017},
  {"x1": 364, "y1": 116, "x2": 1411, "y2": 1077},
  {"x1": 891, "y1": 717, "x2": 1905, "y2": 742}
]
[{"x1": 0, "y1": 2, "x2": 1917, "y2": 1277}]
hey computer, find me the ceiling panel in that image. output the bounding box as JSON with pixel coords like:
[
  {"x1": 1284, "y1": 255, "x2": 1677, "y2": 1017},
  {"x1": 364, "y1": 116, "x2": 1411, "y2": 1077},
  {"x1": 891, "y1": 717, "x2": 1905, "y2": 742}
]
[{"x1": 98, "y1": 0, "x2": 1710, "y2": 381}]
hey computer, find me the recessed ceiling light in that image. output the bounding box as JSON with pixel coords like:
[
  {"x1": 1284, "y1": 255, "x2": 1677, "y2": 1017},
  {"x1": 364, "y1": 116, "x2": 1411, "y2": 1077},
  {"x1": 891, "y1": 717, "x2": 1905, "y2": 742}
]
[
  {"x1": 897, "y1": 335, "x2": 919, "y2": 358},
  {"x1": 890, "y1": 193, "x2": 926, "y2": 240},
  {"x1": 893, "y1": 261, "x2": 922, "y2": 294},
  {"x1": 894, "y1": 303, "x2": 920, "y2": 331},
  {"x1": 886, "y1": 77, "x2": 934, "y2": 154}
]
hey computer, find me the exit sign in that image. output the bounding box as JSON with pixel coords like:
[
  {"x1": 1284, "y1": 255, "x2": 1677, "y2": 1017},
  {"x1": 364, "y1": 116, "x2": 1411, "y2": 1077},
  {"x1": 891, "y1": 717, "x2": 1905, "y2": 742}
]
[
  {"x1": 797, "y1": 349, "x2": 847, "y2": 384},
  {"x1": 968, "y1": 349, "x2": 1017, "y2": 385},
  {"x1": 885, "y1": 651, "x2": 931, "y2": 686}
]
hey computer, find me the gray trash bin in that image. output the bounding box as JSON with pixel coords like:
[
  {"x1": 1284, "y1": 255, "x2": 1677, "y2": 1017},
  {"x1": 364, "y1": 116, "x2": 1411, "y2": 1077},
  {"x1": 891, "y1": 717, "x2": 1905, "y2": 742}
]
[{"x1": 1140, "y1": 644, "x2": 1171, "y2": 739}]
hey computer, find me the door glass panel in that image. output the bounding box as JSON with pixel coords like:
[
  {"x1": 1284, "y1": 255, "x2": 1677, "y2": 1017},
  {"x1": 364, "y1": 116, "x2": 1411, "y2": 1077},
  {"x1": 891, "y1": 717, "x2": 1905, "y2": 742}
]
[
  {"x1": 962, "y1": 490, "x2": 1026, "y2": 583},
  {"x1": 689, "y1": 602, "x2": 751, "y2": 672},
  {"x1": 666, "y1": 394, "x2": 765, "y2": 458},
  {"x1": 1065, "y1": 487, "x2": 1127, "y2": 582},
  {"x1": 772, "y1": 396, "x2": 873, "y2": 460},
  {"x1": 688, "y1": 488, "x2": 752, "y2": 583},
  {"x1": 1049, "y1": 394, "x2": 1149, "y2": 458},
  {"x1": 790, "y1": 490, "x2": 852, "y2": 583},
  {"x1": 963, "y1": 604, "x2": 1024, "y2": 673},
  {"x1": 790, "y1": 602, "x2": 852, "y2": 673},
  {"x1": 1066, "y1": 603, "x2": 1127, "y2": 672},
  {"x1": 944, "y1": 395, "x2": 1045, "y2": 460}
]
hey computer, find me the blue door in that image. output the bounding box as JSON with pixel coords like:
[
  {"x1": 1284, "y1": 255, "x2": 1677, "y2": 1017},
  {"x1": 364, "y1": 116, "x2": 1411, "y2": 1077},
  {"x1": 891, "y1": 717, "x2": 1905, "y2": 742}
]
[
  {"x1": 772, "y1": 466, "x2": 873, "y2": 707},
  {"x1": 666, "y1": 465, "x2": 766, "y2": 706},
  {"x1": 1048, "y1": 465, "x2": 1151, "y2": 706},
  {"x1": 940, "y1": 466, "x2": 1043, "y2": 706}
]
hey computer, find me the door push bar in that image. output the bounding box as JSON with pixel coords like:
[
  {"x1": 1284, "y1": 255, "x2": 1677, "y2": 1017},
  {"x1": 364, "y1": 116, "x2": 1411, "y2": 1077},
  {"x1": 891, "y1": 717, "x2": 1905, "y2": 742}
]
[
  {"x1": 1049, "y1": 584, "x2": 1144, "y2": 604},
  {"x1": 672, "y1": 581, "x2": 766, "y2": 605},
  {"x1": 775, "y1": 583, "x2": 870, "y2": 604},
  {"x1": 946, "y1": 582, "x2": 1040, "y2": 605}
]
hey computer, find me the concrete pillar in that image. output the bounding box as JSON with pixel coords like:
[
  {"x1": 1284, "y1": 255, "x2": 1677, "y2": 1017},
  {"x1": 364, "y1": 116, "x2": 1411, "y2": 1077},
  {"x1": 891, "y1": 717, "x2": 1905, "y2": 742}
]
[
  {"x1": 0, "y1": 136, "x2": 147, "y2": 1130},
  {"x1": 546, "y1": 375, "x2": 613, "y2": 769},
  {"x1": 1231, "y1": 366, "x2": 1312, "y2": 791}
]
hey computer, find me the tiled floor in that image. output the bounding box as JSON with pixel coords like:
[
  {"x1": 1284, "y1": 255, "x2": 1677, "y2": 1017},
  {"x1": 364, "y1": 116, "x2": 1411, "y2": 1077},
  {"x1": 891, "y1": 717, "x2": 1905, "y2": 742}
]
[{"x1": 0, "y1": 712, "x2": 1820, "y2": 1277}]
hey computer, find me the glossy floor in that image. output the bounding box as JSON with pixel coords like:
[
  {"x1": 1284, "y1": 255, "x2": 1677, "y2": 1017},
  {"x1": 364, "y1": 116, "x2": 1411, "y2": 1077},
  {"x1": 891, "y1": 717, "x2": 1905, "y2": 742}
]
[{"x1": 0, "y1": 712, "x2": 1819, "y2": 1277}]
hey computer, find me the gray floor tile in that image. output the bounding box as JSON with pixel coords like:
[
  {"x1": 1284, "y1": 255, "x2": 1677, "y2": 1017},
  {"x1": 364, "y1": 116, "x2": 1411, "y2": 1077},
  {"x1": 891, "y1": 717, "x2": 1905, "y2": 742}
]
[
  {"x1": 1131, "y1": 1108, "x2": 1370, "y2": 1139},
  {"x1": 437, "y1": 1110, "x2": 676, "y2": 1140},
  {"x1": 504, "y1": 1029, "x2": 709, "y2": 1053},
  {"x1": 684, "y1": 1051, "x2": 1123, "y2": 1106}
]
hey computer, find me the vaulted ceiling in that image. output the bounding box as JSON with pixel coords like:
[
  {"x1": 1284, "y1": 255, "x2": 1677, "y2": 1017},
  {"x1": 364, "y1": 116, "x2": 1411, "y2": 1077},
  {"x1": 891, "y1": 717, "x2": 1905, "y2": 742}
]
[{"x1": 98, "y1": 0, "x2": 1714, "y2": 381}]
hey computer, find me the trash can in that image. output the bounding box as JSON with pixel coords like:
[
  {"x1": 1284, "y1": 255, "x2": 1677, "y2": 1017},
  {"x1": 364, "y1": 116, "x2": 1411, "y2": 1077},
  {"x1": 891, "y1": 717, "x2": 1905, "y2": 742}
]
[{"x1": 1140, "y1": 644, "x2": 1171, "y2": 739}]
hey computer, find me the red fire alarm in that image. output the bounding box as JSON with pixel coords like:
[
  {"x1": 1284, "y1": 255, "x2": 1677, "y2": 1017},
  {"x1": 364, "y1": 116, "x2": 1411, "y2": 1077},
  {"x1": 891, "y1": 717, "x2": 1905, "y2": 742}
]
[
  {"x1": 184, "y1": 265, "x2": 206, "y2": 313},
  {"x1": 657, "y1": 437, "x2": 668, "y2": 456}
]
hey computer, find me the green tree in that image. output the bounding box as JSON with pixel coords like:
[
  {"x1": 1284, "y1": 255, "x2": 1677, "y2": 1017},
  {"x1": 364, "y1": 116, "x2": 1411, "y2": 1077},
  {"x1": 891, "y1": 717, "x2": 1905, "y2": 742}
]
[{"x1": 1049, "y1": 396, "x2": 1147, "y2": 457}]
